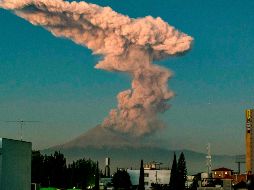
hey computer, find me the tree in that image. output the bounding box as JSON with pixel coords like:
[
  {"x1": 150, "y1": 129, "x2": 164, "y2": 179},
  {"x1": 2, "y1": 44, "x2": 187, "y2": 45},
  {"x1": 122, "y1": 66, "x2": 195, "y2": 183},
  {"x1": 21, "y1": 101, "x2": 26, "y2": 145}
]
[
  {"x1": 112, "y1": 170, "x2": 132, "y2": 190},
  {"x1": 31, "y1": 151, "x2": 98, "y2": 189},
  {"x1": 138, "y1": 159, "x2": 145, "y2": 190},
  {"x1": 177, "y1": 152, "x2": 187, "y2": 190},
  {"x1": 169, "y1": 153, "x2": 178, "y2": 190},
  {"x1": 32, "y1": 151, "x2": 68, "y2": 188},
  {"x1": 67, "y1": 158, "x2": 97, "y2": 189},
  {"x1": 189, "y1": 175, "x2": 199, "y2": 190},
  {"x1": 94, "y1": 161, "x2": 100, "y2": 190},
  {"x1": 31, "y1": 151, "x2": 44, "y2": 184},
  {"x1": 51, "y1": 151, "x2": 67, "y2": 188},
  {"x1": 41, "y1": 151, "x2": 67, "y2": 188}
]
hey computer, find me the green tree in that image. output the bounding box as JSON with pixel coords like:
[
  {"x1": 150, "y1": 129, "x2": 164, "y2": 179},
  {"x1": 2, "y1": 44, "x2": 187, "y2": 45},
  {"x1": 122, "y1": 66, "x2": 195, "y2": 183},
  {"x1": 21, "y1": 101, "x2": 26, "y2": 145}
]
[
  {"x1": 112, "y1": 170, "x2": 132, "y2": 190},
  {"x1": 42, "y1": 151, "x2": 67, "y2": 188},
  {"x1": 94, "y1": 161, "x2": 100, "y2": 190},
  {"x1": 51, "y1": 151, "x2": 67, "y2": 188},
  {"x1": 32, "y1": 151, "x2": 68, "y2": 188},
  {"x1": 31, "y1": 151, "x2": 98, "y2": 189},
  {"x1": 138, "y1": 159, "x2": 145, "y2": 190},
  {"x1": 31, "y1": 151, "x2": 44, "y2": 184},
  {"x1": 177, "y1": 152, "x2": 187, "y2": 190},
  {"x1": 169, "y1": 153, "x2": 178, "y2": 190},
  {"x1": 68, "y1": 158, "x2": 97, "y2": 189}
]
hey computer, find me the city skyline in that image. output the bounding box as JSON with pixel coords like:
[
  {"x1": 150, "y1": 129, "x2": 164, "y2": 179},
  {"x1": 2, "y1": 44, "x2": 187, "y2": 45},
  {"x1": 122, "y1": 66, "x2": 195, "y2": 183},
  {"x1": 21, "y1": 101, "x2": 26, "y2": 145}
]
[{"x1": 0, "y1": 0, "x2": 254, "y2": 155}]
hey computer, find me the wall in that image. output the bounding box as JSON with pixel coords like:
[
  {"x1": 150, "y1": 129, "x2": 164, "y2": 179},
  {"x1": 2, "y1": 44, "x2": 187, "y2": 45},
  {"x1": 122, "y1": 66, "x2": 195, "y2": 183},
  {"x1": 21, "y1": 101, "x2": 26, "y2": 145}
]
[
  {"x1": 127, "y1": 169, "x2": 170, "y2": 189},
  {"x1": 0, "y1": 138, "x2": 2, "y2": 189},
  {"x1": 144, "y1": 170, "x2": 170, "y2": 187},
  {"x1": 127, "y1": 169, "x2": 140, "y2": 186},
  {"x1": 212, "y1": 170, "x2": 232, "y2": 179},
  {"x1": 0, "y1": 138, "x2": 32, "y2": 190}
]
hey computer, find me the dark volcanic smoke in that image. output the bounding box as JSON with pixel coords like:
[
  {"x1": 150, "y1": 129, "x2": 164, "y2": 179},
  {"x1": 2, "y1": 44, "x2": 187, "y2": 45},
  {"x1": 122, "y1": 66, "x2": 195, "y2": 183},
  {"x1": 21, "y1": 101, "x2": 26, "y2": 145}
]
[{"x1": 0, "y1": 0, "x2": 193, "y2": 136}]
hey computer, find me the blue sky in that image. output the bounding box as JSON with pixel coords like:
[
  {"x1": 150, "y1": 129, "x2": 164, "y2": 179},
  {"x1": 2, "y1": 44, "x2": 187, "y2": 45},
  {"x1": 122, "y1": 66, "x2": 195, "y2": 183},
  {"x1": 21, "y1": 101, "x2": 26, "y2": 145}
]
[{"x1": 0, "y1": 0, "x2": 254, "y2": 155}]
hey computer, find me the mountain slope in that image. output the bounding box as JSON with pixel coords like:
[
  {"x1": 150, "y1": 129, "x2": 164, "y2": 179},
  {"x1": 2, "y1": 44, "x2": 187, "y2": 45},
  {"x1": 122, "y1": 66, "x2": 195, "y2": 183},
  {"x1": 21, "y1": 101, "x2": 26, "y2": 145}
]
[{"x1": 44, "y1": 126, "x2": 240, "y2": 175}]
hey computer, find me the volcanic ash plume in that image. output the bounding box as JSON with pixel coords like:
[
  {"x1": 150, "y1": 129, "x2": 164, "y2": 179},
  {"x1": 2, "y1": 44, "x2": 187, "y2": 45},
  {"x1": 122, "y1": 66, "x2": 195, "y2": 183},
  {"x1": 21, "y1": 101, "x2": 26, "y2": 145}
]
[{"x1": 0, "y1": 0, "x2": 193, "y2": 136}]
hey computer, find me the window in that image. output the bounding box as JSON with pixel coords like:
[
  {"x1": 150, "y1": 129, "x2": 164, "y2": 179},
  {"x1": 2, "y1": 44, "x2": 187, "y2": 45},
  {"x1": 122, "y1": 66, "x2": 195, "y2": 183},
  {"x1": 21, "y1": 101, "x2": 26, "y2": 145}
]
[
  {"x1": 225, "y1": 172, "x2": 228, "y2": 175},
  {"x1": 144, "y1": 173, "x2": 149, "y2": 177},
  {"x1": 144, "y1": 182, "x2": 149, "y2": 186}
]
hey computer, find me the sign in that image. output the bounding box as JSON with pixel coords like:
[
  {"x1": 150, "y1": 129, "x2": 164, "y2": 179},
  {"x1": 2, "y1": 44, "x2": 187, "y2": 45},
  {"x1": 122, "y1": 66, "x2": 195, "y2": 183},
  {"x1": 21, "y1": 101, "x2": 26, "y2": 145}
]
[{"x1": 246, "y1": 109, "x2": 252, "y2": 120}]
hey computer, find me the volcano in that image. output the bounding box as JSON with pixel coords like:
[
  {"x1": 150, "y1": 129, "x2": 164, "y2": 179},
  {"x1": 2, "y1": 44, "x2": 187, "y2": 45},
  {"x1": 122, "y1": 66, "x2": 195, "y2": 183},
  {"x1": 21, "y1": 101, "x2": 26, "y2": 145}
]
[
  {"x1": 56, "y1": 125, "x2": 132, "y2": 149},
  {"x1": 44, "y1": 125, "x2": 239, "y2": 174}
]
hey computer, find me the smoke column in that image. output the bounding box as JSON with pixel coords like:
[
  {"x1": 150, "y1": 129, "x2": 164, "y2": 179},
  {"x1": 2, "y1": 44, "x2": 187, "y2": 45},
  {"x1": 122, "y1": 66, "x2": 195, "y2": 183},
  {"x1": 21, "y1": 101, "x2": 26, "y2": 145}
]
[{"x1": 0, "y1": 0, "x2": 193, "y2": 136}]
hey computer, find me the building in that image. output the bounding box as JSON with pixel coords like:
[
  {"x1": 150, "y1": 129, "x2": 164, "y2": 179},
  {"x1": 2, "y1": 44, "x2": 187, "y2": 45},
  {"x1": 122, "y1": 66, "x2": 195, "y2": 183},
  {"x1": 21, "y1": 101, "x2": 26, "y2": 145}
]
[
  {"x1": 212, "y1": 167, "x2": 233, "y2": 179},
  {"x1": 246, "y1": 109, "x2": 254, "y2": 174},
  {"x1": 99, "y1": 177, "x2": 113, "y2": 190},
  {"x1": 0, "y1": 138, "x2": 32, "y2": 190},
  {"x1": 196, "y1": 168, "x2": 234, "y2": 190},
  {"x1": 127, "y1": 161, "x2": 170, "y2": 189}
]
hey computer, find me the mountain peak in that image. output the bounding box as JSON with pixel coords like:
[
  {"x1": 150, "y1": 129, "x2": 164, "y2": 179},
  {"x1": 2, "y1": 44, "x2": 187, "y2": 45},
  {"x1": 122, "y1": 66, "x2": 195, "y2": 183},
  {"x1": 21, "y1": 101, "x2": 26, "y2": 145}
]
[{"x1": 54, "y1": 125, "x2": 153, "y2": 149}]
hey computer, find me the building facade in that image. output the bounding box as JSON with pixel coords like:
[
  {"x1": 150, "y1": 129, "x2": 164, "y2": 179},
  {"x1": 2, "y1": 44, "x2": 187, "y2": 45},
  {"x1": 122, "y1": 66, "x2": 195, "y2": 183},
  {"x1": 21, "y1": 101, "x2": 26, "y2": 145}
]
[
  {"x1": 0, "y1": 139, "x2": 2, "y2": 188},
  {"x1": 212, "y1": 167, "x2": 233, "y2": 179},
  {"x1": 246, "y1": 109, "x2": 254, "y2": 174},
  {"x1": 127, "y1": 162, "x2": 170, "y2": 189},
  {"x1": 0, "y1": 138, "x2": 32, "y2": 190}
]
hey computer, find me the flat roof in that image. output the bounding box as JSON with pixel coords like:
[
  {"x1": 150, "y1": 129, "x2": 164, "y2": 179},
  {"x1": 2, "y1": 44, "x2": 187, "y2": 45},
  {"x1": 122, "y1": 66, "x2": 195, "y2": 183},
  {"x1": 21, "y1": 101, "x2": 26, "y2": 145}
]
[
  {"x1": 212, "y1": 167, "x2": 233, "y2": 171},
  {"x1": 0, "y1": 138, "x2": 31, "y2": 145}
]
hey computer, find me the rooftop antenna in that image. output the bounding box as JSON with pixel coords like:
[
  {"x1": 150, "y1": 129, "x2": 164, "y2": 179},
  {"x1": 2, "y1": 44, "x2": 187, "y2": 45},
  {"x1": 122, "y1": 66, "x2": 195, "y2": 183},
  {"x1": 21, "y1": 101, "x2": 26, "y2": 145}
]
[
  {"x1": 235, "y1": 155, "x2": 245, "y2": 174},
  {"x1": 5, "y1": 120, "x2": 39, "y2": 141},
  {"x1": 206, "y1": 143, "x2": 212, "y2": 177}
]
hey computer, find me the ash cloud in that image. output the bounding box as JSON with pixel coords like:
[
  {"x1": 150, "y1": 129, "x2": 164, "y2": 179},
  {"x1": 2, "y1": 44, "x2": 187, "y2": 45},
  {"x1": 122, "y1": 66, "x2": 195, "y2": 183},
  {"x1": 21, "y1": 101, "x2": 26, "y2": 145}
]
[{"x1": 0, "y1": 0, "x2": 193, "y2": 136}]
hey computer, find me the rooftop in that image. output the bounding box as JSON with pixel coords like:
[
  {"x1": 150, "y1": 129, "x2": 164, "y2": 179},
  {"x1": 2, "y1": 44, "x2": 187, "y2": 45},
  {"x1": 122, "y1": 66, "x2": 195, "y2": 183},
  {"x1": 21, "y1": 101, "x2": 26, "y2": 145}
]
[{"x1": 212, "y1": 167, "x2": 233, "y2": 172}]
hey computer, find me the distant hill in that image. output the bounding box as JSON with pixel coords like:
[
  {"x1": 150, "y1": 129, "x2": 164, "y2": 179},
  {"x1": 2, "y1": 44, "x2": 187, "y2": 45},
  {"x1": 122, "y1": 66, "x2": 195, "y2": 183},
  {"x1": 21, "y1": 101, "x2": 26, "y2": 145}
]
[{"x1": 43, "y1": 125, "x2": 241, "y2": 175}]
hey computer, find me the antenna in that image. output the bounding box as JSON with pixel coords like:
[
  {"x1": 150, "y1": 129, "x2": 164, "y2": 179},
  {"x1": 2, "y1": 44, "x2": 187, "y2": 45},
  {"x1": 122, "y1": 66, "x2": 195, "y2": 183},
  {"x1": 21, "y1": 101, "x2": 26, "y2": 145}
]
[
  {"x1": 235, "y1": 155, "x2": 245, "y2": 174},
  {"x1": 5, "y1": 120, "x2": 39, "y2": 141},
  {"x1": 206, "y1": 143, "x2": 212, "y2": 177}
]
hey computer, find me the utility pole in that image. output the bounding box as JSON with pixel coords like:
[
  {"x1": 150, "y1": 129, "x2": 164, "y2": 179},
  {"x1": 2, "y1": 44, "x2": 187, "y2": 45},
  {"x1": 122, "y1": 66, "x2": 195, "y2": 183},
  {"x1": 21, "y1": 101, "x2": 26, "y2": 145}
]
[
  {"x1": 235, "y1": 155, "x2": 245, "y2": 174},
  {"x1": 5, "y1": 120, "x2": 39, "y2": 141}
]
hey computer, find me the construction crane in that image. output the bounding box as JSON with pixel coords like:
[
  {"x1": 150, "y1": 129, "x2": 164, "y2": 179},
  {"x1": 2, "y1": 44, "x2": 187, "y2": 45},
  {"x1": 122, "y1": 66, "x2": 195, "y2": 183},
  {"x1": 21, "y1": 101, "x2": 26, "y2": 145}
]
[{"x1": 5, "y1": 120, "x2": 39, "y2": 141}]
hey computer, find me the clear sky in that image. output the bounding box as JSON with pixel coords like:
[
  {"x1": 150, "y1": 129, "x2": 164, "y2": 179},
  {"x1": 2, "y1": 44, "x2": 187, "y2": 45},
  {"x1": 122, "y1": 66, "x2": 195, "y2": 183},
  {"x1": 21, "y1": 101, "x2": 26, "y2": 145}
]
[{"x1": 0, "y1": 0, "x2": 253, "y2": 155}]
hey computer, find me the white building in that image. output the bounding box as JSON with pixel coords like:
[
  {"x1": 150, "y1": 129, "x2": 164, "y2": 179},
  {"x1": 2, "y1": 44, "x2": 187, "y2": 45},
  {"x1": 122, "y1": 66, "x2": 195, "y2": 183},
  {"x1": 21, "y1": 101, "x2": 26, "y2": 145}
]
[
  {"x1": 127, "y1": 162, "x2": 171, "y2": 189},
  {"x1": 0, "y1": 138, "x2": 32, "y2": 190}
]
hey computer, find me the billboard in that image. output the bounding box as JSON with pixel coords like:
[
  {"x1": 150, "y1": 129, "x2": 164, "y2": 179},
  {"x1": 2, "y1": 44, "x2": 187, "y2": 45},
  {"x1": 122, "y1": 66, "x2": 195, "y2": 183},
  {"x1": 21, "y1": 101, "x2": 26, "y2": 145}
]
[{"x1": 246, "y1": 109, "x2": 252, "y2": 133}]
